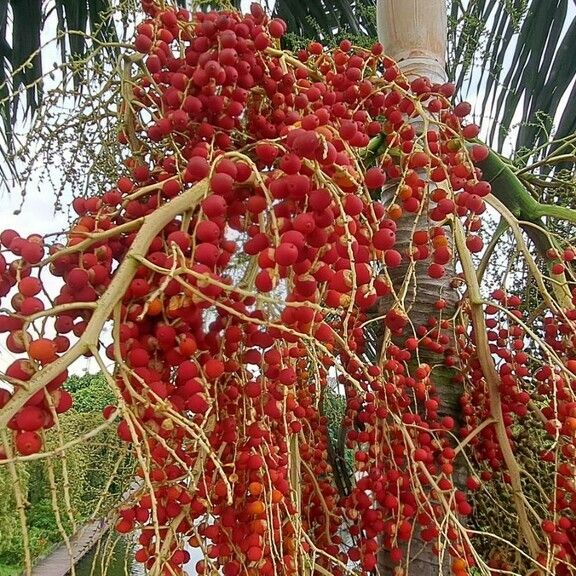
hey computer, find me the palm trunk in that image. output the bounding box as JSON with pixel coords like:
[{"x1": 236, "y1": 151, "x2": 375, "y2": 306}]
[
  {"x1": 375, "y1": 2, "x2": 464, "y2": 574},
  {"x1": 377, "y1": 0, "x2": 447, "y2": 84}
]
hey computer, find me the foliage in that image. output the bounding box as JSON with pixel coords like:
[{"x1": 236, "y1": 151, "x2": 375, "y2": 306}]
[
  {"x1": 65, "y1": 372, "x2": 117, "y2": 413},
  {"x1": 0, "y1": 375, "x2": 131, "y2": 572}
]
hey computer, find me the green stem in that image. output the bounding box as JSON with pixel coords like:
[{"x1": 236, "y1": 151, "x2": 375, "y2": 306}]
[
  {"x1": 476, "y1": 148, "x2": 541, "y2": 220},
  {"x1": 476, "y1": 146, "x2": 576, "y2": 226},
  {"x1": 532, "y1": 203, "x2": 576, "y2": 224}
]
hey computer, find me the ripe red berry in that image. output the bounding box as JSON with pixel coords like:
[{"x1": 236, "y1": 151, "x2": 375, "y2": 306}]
[
  {"x1": 466, "y1": 235, "x2": 484, "y2": 253},
  {"x1": 364, "y1": 167, "x2": 386, "y2": 189},
  {"x1": 201, "y1": 195, "x2": 227, "y2": 218},
  {"x1": 275, "y1": 243, "x2": 299, "y2": 266},
  {"x1": 28, "y1": 338, "x2": 58, "y2": 364},
  {"x1": 204, "y1": 359, "x2": 225, "y2": 380},
  {"x1": 268, "y1": 18, "x2": 286, "y2": 38},
  {"x1": 373, "y1": 228, "x2": 396, "y2": 251},
  {"x1": 15, "y1": 430, "x2": 42, "y2": 455},
  {"x1": 454, "y1": 101, "x2": 472, "y2": 117},
  {"x1": 428, "y1": 263, "x2": 445, "y2": 278},
  {"x1": 15, "y1": 406, "x2": 46, "y2": 431},
  {"x1": 18, "y1": 276, "x2": 42, "y2": 297}
]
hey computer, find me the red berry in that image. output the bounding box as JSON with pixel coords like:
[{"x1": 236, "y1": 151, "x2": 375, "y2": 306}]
[
  {"x1": 201, "y1": 195, "x2": 227, "y2": 218},
  {"x1": 15, "y1": 406, "x2": 46, "y2": 431},
  {"x1": 275, "y1": 243, "x2": 299, "y2": 266},
  {"x1": 28, "y1": 338, "x2": 58, "y2": 364},
  {"x1": 15, "y1": 430, "x2": 42, "y2": 455},
  {"x1": 364, "y1": 167, "x2": 386, "y2": 189},
  {"x1": 373, "y1": 228, "x2": 396, "y2": 251}
]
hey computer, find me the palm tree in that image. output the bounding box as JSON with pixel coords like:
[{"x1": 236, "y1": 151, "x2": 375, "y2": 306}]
[{"x1": 1, "y1": 1, "x2": 575, "y2": 575}]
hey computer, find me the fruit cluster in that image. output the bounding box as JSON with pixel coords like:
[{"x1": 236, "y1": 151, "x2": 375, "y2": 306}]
[{"x1": 1, "y1": 2, "x2": 576, "y2": 575}]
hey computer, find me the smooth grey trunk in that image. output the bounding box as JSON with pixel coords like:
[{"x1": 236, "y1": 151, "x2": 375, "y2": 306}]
[{"x1": 375, "y1": 2, "x2": 464, "y2": 575}]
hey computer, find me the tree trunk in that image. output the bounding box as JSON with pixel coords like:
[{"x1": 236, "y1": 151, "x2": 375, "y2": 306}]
[
  {"x1": 377, "y1": 0, "x2": 446, "y2": 85},
  {"x1": 375, "y1": 2, "x2": 465, "y2": 575}
]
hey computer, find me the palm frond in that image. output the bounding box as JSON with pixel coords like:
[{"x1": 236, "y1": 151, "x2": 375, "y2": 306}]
[
  {"x1": 1, "y1": 0, "x2": 120, "y2": 119},
  {"x1": 273, "y1": 0, "x2": 377, "y2": 49},
  {"x1": 451, "y1": 0, "x2": 576, "y2": 158}
]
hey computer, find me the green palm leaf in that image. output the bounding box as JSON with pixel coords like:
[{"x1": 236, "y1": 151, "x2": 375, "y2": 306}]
[
  {"x1": 450, "y1": 0, "x2": 576, "y2": 157},
  {"x1": 273, "y1": 0, "x2": 377, "y2": 48}
]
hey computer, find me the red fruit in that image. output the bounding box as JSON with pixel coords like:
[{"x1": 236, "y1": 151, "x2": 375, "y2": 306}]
[
  {"x1": 466, "y1": 235, "x2": 483, "y2": 253},
  {"x1": 132, "y1": 164, "x2": 149, "y2": 182},
  {"x1": 246, "y1": 195, "x2": 267, "y2": 215},
  {"x1": 196, "y1": 221, "x2": 221, "y2": 243},
  {"x1": 135, "y1": 33, "x2": 153, "y2": 53},
  {"x1": 194, "y1": 243, "x2": 220, "y2": 266},
  {"x1": 117, "y1": 177, "x2": 134, "y2": 194},
  {"x1": 373, "y1": 228, "x2": 396, "y2": 251},
  {"x1": 6, "y1": 359, "x2": 35, "y2": 380},
  {"x1": 128, "y1": 348, "x2": 150, "y2": 368},
  {"x1": 255, "y1": 270, "x2": 274, "y2": 292},
  {"x1": 167, "y1": 230, "x2": 191, "y2": 252},
  {"x1": 214, "y1": 159, "x2": 238, "y2": 180},
  {"x1": 384, "y1": 249, "x2": 402, "y2": 268},
  {"x1": 466, "y1": 476, "x2": 481, "y2": 491},
  {"x1": 28, "y1": 338, "x2": 58, "y2": 364},
  {"x1": 339, "y1": 120, "x2": 357, "y2": 141},
  {"x1": 115, "y1": 518, "x2": 134, "y2": 534},
  {"x1": 162, "y1": 179, "x2": 181, "y2": 198},
  {"x1": 364, "y1": 167, "x2": 386, "y2": 189},
  {"x1": 275, "y1": 243, "x2": 298, "y2": 266},
  {"x1": 187, "y1": 394, "x2": 209, "y2": 414},
  {"x1": 255, "y1": 143, "x2": 278, "y2": 165},
  {"x1": 21, "y1": 242, "x2": 44, "y2": 264},
  {"x1": 278, "y1": 153, "x2": 301, "y2": 175},
  {"x1": 204, "y1": 359, "x2": 224, "y2": 379},
  {"x1": 130, "y1": 279, "x2": 150, "y2": 298},
  {"x1": 268, "y1": 18, "x2": 286, "y2": 38},
  {"x1": 245, "y1": 233, "x2": 270, "y2": 255},
  {"x1": 103, "y1": 405, "x2": 116, "y2": 420},
  {"x1": 18, "y1": 276, "x2": 42, "y2": 297},
  {"x1": 186, "y1": 157, "x2": 210, "y2": 181},
  {"x1": 278, "y1": 367, "x2": 296, "y2": 386},
  {"x1": 210, "y1": 173, "x2": 234, "y2": 196},
  {"x1": 454, "y1": 101, "x2": 472, "y2": 118},
  {"x1": 254, "y1": 33, "x2": 269, "y2": 51},
  {"x1": 250, "y1": 2, "x2": 265, "y2": 19},
  {"x1": 470, "y1": 144, "x2": 489, "y2": 162},
  {"x1": 201, "y1": 195, "x2": 227, "y2": 218},
  {"x1": 145, "y1": 54, "x2": 161, "y2": 74},
  {"x1": 292, "y1": 213, "x2": 315, "y2": 234},
  {"x1": 247, "y1": 454, "x2": 263, "y2": 470},
  {"x1": 246, "y1": 546, "x2": 263, "y2": 562},
  {"x1": 308, "y1": 188, "x2": 332, "y2": 211},
  {"x1": 15, "y1": 406, "x2": 45, "y2": 431},
  {"x1": 408, "y1": 151, "x2": 430, "y2": 169},
  {"x1": 428, "y1": 263, "x2": 445, "y2": 278},
  {"x1": 19, "y1": 297, "x2": 44, "y2": 316},
  {"x1": 1, "y1": 229, "x2": 19, "y2": 249},
  {"x1": 67, "y1": 267, "x2": 90, "y2": 291},
  {"x1": 15, "y1": 430, "x2": 42, "y2": 455},
  {"x1": 55, "y1": 390, "x2": 73, "y2": 413},
  {"x1": 344, "y1": 194, "x2": 363, "y2": 216}
]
